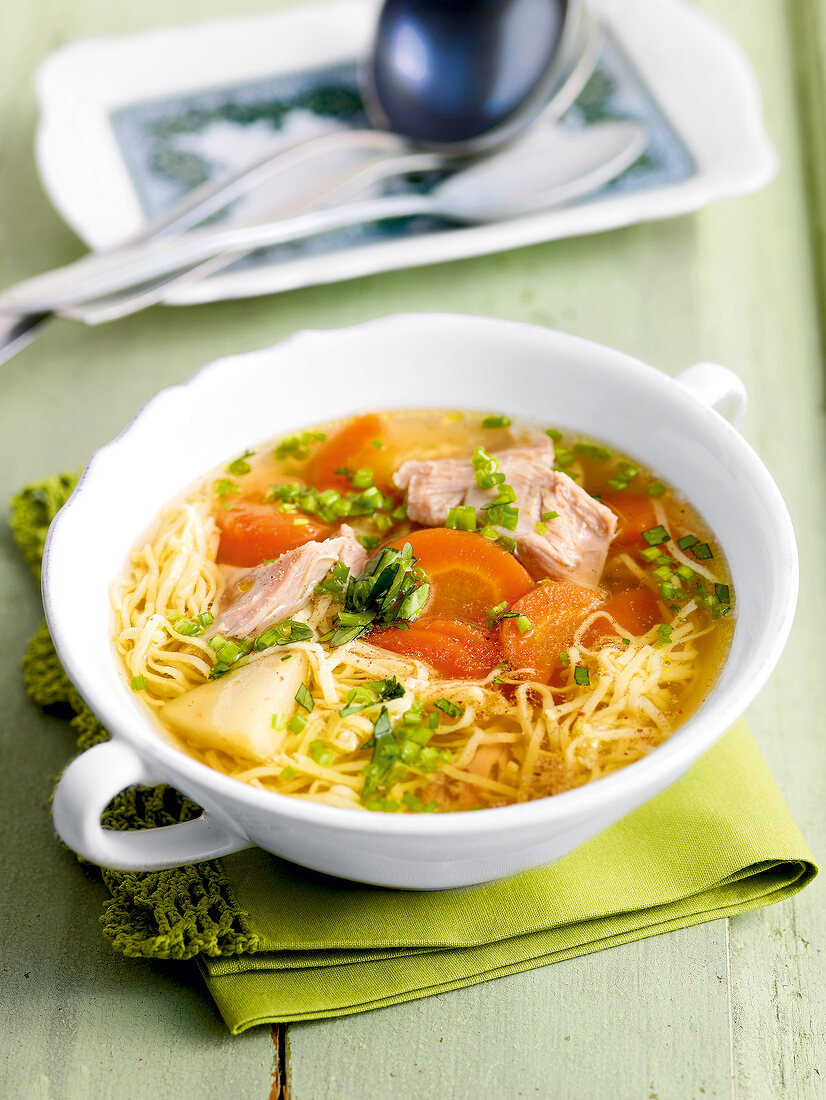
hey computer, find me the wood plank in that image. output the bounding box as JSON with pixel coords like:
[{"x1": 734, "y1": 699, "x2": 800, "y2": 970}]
[{"x1": 287, "y1": 926, "x2": 734, "y2": 1100}]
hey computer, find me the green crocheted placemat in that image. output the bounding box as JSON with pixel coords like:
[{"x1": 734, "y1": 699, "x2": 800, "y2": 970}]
[{"x1": 13, "y1": 473, "x2": 260, "y2": 961}]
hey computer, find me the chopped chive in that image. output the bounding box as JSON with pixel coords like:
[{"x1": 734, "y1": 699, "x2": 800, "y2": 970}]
[
  {"x1": 481, "y1": 414, "x2": 512, "y2": 429},
  {"x1": 715, "y1": 583, "x2": 731, "y2": 605},
  {"x1": 287, "y1": 714, "x2": 307, "y2": 735},
  {"x1": 446, "y1": 504, "x2": 477, "y2": 532},
  {"x1": 574, "y1": 442, "x2": 612, "y2": 461},
  {"x1": 691, "y1": 542, "x2": 714, "y2": 561},
  {"x1": 515, "y1": 614, "x2": 533, "y2": 634},
  {"x1": 677, "y1": 534, "x2": 700, "y2": 551},
  {"x1": 213, "y1": 478, "x2": 240, "y2": 499},
  {"x1": 496, "y1": 535, "x2": 516, "y2": 553},
  {"x1": 642, "y1": 525, "x2": 670, "y2": 547},
  {"x1": 371, "y1": 438, "x2": 384, "y2": 449},
  {"x1": 535, "y1": 522, "x2": 548, "y2": 535},
  {"x1": 357, "y1": 535, "x2": 381, "y2": 550},
  {"x1": 227, "y1": 449, "x2": 255, "y2": 476},
  {"x1": 280, "y1": 766, "x2": 296, "y2": 780},
  {"x1": 542, "y1": 511, "x2": 559, "y2": 521},
  {"x1": 657, "y1": 623, "x2": 673, "y2": 644},
  {"x1": 621, "y1": 638, "x2": 631, "y2": 646},
  {"x1": 309, "y1": 740, "x2": 334, "y2": 767},
  {"x1": 647, "y1": 482, "x2": 666, "y2": 496},
  {"x1": 271, "y1": 713, "x2": 286, "y2": 729},
  {"x1": 274, "y1": 430, "x2": 327, "y2": 461},
  {"x1": 130, "y1": 674, "x2": 146, "y2": 691},
  {"x1": 351, "y1": 467, "x2": 374, "y2": 489},
  {"x1": 676, "y1": 565, "x2": 694, "y2": 581},
  {"x1": 641, "y1": 547, "x2": 662, "y2": 562},
  {"x1": 196, "y1": 611, "x2": 214, "y2": 628},
  {"x1": 574, "y1": 666, "x2": 590, "y2": 687},
  {"x1": 545, "y1": 428, "x2": 563, "y2": 442},
  {"x1": 559, "y1": 651, "x2": 571, "y2": 668}
]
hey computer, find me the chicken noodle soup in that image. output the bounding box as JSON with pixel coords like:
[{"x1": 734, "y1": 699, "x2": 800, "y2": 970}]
[{"x1": 112, "y1": 410, "x2": 733, "y2": 813}]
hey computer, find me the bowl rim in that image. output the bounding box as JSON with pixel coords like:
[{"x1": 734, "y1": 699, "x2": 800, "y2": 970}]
[{"x1": 42, "y1": 313, "x2": 799, "y2": 837}]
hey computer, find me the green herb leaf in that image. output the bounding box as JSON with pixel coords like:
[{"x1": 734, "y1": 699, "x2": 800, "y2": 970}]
[
  {"x1": 433, "y1": 698, "x2": 463, "y2": 719},
  {"x1": 227, "y1": 450, "x2": 255, "y2": 476},
  {"x1": 130, "y1": 674, "x2": 146, "y2": 691},
  {"x1": 295, "y1": 683, "x2": 315, "y2": 713},
  {"x1": 574, "y1": 665, "x2": 591, "y2": 687},
  {"x1": 481, "y1": 414, "x2": 512, "y2": 429},
  {"x1": 641, "y1": 525, "x2": 670, "y2": 547}
]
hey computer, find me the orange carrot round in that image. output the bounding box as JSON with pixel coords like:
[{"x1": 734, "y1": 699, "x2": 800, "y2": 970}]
[
  {"x1": 368, "y1": 618, "x2": 501, "y2": 679},
  {"x1": 500, "y1": 581, "x2": 604, "y2": 683},
  {"x1": 217, "y1": 503, "x2": 335, "y2": 567},
  {"x1": 582, "y1": 586, "x2": 662, "y2": 645},
  {"x1": 305, "y1": 413, "x2": 393, "y2": 493},
  {"x1": 388, "y1": 528, "x2": 534, "y2": 626},
  {"x1": 601, "y1": 492, "x2": 659, "y2": 547}
]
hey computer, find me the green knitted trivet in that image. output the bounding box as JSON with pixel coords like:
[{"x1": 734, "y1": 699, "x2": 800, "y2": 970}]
[{"x1": 11, "y1": 473, "x2": 260, "y2": 961}]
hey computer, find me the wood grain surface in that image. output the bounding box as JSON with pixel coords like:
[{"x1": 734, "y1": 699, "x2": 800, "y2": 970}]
[{"x1": 0, "y1": 2, "x2": 823, "y2": 1097}]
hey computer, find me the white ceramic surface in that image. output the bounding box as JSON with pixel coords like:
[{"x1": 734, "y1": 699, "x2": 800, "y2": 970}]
[
  {"x1": 33, "y1": 0, "x2": 776, "y2": 302},
  {"x1": 45, "y1": 315, "x2": 798, "y2": 888}
]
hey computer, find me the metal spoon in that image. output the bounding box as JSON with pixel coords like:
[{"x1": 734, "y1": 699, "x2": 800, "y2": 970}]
[{"x1": 0, "y1": 121, "x2": 647, "y2": 316}]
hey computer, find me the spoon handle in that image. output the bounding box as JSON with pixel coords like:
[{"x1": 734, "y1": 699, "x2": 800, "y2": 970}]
[{"x1": 0, "y1": 195, "x2": 435, "y2": 314}]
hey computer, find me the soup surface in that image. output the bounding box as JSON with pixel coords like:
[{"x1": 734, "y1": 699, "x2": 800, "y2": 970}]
[{"x1": 112, "y1": 410, "x2": 733, "y2": 813}]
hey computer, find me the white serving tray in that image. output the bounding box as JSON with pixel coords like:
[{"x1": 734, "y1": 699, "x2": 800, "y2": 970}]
[{"x1": 34, "y1": 0, "x2": 776, "y2": 303}]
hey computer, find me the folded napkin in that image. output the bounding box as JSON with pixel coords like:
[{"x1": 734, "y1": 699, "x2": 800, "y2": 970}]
[{"x1": 14, "y1": 475, "x2": 816, "y2": 1031}]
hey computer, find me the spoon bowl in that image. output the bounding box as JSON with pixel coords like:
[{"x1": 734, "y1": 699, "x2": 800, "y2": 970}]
[{"x1": 363, "y1": 0, "x2": 587, "y2": 152}]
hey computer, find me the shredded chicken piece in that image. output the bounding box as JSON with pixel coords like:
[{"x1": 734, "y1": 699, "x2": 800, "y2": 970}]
[
  {"x1": 394, "y1": 440, "x2": 617, "y2": 586},
  {"x1": 215, "y1": 525, "x2": 366, "y2": 638}
]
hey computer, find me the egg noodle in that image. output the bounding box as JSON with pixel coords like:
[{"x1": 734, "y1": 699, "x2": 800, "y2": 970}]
[{"x1": 111, "y1": 502, "x2": 714, "y2": 811}]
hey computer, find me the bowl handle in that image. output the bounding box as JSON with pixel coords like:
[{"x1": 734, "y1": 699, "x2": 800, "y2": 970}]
[
  {"x1": 52, "y1": 740, "x2": 251, "y2": 870},
  {"x1": 674, "y1": 362, "x2": 747, "y2": 430}
]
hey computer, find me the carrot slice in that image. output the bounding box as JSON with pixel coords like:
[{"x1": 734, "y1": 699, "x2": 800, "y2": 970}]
[
  {"x1": 582, "y1": 586, "x2": 662, "y2": 645},
  {"x1": 601, "y1": 492, "x2": 658, "y2": 546},
  {"x1": 217, "y1": 503, "x2": 335, "y2": 567},
  {"x1": 368, "y1": 618, "x2": 501, "y2": 679},
  {"x1": 500, "y1": 581, "x2": 604, "y2": 683},
  {"x1": 388, "y1": 529, "x2": 534, "y2": 626},
  {"x1": 305, "y1": 414, "x2": 393, "y2": 493}
]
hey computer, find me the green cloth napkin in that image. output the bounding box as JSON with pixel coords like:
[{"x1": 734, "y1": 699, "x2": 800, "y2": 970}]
[{"x1": 13, "y1": 475, "x2": 817, "y2": 1032}]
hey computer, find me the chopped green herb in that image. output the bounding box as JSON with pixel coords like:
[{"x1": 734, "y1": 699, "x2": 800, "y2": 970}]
[
  {"x1": 295, "y1": 683, "x2": 315, "y2": 713},
  {"x1": 227, "y1": 450, "x2": 255, "y2": 476},
  {"x1": 287, "y1": 714, "x2": 307, "y2": 735},
  {"x1": 434, "y1": 699, "x2": 463, "y2": 719},
  {"x1": 642, "y1": 525, "x2": 670, "y2": 547},
  {"x1": 309, "y1": 740, "x2": 334, "y2": 767},
  {"x1": 196, "y1": 611, "x2": 214, "y2": 628},
  {"x1": 574, "y1": 442, "x2": 612, "y2": 461},
  {"x1": 535, "y1": 522, "x2": 548, "y2": 536},
  {"x1": 371, "y1": 438, "x2": 385, "y2": 449},
  {"x1": 714, "y1": 583, "x2": 731, "y2": 605},
  {"x1": 542, "y1": 511, "x2": 559, "y2": 521},
  {"x1": 647, "y1": 482, "x2": 666, "y2": 496},
  {"x1": 574, "y1": 666, "x2": 591, "y2": 687},
  {"x1": 271, "y1": 713, "x2": 286, "y2": 729},
  {"x1": 496, "y1": 535, "x2": 516, "y2": 553},
  {"x1": 691, "y1": 542, "x2": 714, "y2": 561},
  {"x1": 274, "y1": 430, "x2": 327, "y2": 461},
  {"x1": 621, "y1": 638, "x2": 631, "y2": 646},
  {"x1": 481, "y1": 414, "x2": 512, "y2": 429},
  {"x1": 280, "y1": 766, "x2": 296, "y2": 780},
  {"x1": 515, "y1": 614, "x2": 533, "y2": 635},
  {"x1": 545, "y1": 428, "x2": 563, "y2": 442},
  {"x1": 559, "y1": 651, "x2": 571, "y2": 668},
  {"x1": 607, "y1": 463, "x2": 639, "y2": 492},
  {"x1": 446, "y1": 504, "x2": 477, "y2": 532},
  {"x1": 676, "y1": 534, "x2": 700, "y2": 551},
  {"x1": 130, "y1": 674, "x2": 146, "y2": 691},
  {"x1": 213, "y1": 478, "x2": 240, "y2": 499},
  {"x1": 358, "y1": 535, "x2": 381, "y2": 550},
  {"x1": 350, "y1": 467, "x2": 374, "y2": 489},
  {"x1": 252, "y1": 620, "x2": 314, "y2": 651}
]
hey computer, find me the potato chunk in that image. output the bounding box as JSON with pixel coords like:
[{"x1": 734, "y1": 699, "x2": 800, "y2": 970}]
[{"x1": 161, "y1": 650, "x2": 309, "y2": 761}]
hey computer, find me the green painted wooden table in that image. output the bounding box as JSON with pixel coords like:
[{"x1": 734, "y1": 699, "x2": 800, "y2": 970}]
[{"x1": 1, "y1": 1, "x2": 824, "y2": 1096}]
